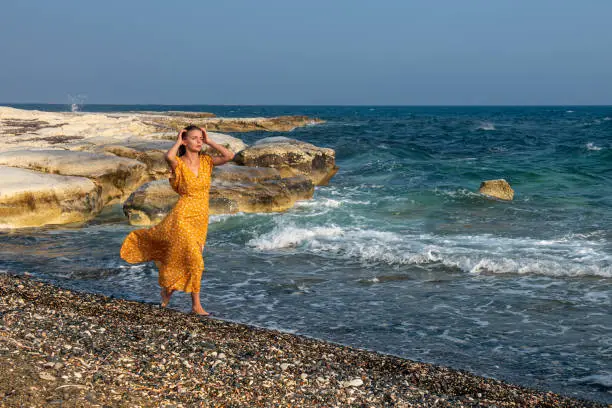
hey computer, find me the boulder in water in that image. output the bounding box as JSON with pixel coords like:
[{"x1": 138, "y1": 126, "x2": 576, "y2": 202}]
[
  {"x1": 234, "y1": 137, "x2": 338, "y2": 185},
  {"x1": 479, "y1": 179, "x2": 514, "y2": 201}
]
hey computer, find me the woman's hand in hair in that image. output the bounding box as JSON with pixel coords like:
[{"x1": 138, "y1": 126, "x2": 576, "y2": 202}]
[
  {"x1": 176, "y1": 129, "x2": 186, "y2": 145},
  {"x1": 201, "y1": 127, "x2": 235, "y2": 166},
  {"x1": 165, "y1": 129, "x2": 186, "y2": 172},
  {"x1": 200, "y1": 127, "x2": 210, "y2": 145}
]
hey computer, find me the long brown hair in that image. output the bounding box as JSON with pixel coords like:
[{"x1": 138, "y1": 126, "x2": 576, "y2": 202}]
[{"x1": 177, "y1": 125, "x2": 202, "y2": 157}]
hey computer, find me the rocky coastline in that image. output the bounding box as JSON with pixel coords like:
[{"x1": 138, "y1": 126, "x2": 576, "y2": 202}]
[
  {"x1": 0, "y1": 107, "x2": 336, "y2": 228},
  {"x1": 0, "y1": 272, "x2": 604, "y2": 407}
]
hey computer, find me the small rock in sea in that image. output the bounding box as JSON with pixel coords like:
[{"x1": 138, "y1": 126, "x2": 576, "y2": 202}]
[
  {"x1": 217, "y1": 353, "x2": 226, "y2": 359},
  {"x1": 478, "y1": 179, "x2": 514, "y2": 201},
  {"x1": 300, "y1": 373, "x2": 308, "y2": 380},
  {"x1": 210, "y1": 351, "x2": 218, "y2": 358},
  {"x1": 39, "y1": 372, "x2": 57, "y2": 381},
  {"x1": 280, "y1": 363, "x2": 290, "y2": 371}
]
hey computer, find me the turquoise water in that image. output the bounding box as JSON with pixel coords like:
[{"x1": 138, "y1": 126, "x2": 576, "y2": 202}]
[{"x1": 1, "y1": 105, "x2": 611, "y2": 402}]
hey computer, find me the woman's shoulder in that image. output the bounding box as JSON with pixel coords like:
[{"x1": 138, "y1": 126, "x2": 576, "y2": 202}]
[
  {"x1": 172, "y1": 157, "x2": 185, "y2": 175},
  {"x1": 200, "y1": 154, "x2": 213, "y2": 166}
]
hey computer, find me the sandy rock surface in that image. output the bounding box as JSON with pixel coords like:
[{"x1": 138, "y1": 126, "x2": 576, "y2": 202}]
[
  {"x1": 0, "y1": 166, "x2": 103, "y2": 228},
  {"x1": 122, "y1": 169, "x2": 315, "y2": 226},
  {"x1": 0, "y1": 150, "x2": 146, "y2": 205},
  {"x1": 0, "y1": 107, "x2": 334, "y2": 228},
  {"x1": 235, "y1": 137, "x2": 338, "y2": 185}
]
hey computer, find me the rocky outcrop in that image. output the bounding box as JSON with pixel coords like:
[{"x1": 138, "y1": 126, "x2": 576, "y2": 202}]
[
  {"x1": 234, "y1": 137, "x2": 338, "y2": 185},
  {"x1": 212, "y1": 164, "x2": 281, "y2": 183},
  {"x1": 0, "y1": 107, "x2": 319, "y2": 152},
  {"x1": 122, "y1": 167, "x2": 315, "y2": 226},
  {"x1": 479, "y1": 179, "x2": 514, "y2": 201},
  {"x1": 0, "y1": 166, "x2": 103, "y2": 228},
  {"x1": 67, "y1": 133, "x2": 246, "y2": 181},
  {"x1": 211, "y1": 175, "x2": 314, "y2": 215},
  {"x1": 149, "y1": 115, "x2": 323, "y2": 133},
  {"x1": 0, "y1": 150, "x2": 146, "y2": 205},
  {"x1": 121, "y1": 180, "x2": 181, "y2": 226},
  {"x1": 0, "y1": 107, "x2": 333, "y2": 228}
]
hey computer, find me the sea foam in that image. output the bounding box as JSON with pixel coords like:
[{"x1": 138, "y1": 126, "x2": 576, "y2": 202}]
[
  {"x1": 476, "y1": 122, "x2": 496, "y2": 131},
  {"x1": 248, "y1": 223, "x2": 612, "y2": 278},
  {"x1": 586, "y1": 142, "x2": 603, "y2": 151}
]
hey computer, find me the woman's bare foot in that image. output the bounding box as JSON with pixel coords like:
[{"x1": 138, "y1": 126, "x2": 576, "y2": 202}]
[
  {"x1": 160, "y1": 288, "x2": 175, "y2": 308},
  {"x1": 191, "y1": 306, "x2": 210, "y2": 316},
  {"x1": 190, "y1": 291, "x2": 210, "y2": 316}
]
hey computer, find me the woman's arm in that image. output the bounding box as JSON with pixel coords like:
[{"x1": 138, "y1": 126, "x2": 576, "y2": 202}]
[
  {"x1": 201, "y1": 128, "x2": 235, "y2": 166},
  {"x1": 164, "y1": 129, "x2": 185, "y2": 171}
]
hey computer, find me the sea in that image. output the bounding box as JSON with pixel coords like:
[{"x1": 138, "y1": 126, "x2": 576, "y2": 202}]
[{"x1": 1, "y1": 104, "x2": 611, "y2": 403}]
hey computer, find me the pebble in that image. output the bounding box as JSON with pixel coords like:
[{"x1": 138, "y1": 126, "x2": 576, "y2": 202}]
[
  {"x1": 0, "y1": 273, "x2": 600, "y2": 408},
  {"x1": 39, "y1": 372, "x2": 56, "y2": 381},
  {"x1": 343, "y1": 378, "x2": 364, "y2": 388}
]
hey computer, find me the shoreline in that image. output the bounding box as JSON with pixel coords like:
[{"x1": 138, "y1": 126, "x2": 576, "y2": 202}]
[{"x1": 0, "y1": 272, "x2": 604, "y2": 407}]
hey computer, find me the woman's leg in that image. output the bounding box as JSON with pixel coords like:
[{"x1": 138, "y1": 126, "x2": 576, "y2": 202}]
[
  {"x1": 160, "y1": 287, "x2": 175, "y2": 307},
  {"x1": 191, "y1": 292, "x2": 210, "y2": 316}
]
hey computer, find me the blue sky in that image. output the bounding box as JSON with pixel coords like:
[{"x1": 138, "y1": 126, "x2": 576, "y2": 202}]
[{"x1": 1, "y1": 0, "x2": 611, "y2": 105}]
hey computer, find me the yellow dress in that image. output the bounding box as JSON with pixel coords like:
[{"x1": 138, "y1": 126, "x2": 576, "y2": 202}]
[{"x1": 120, "y1": 154, "x2": 213, "y2": 293}]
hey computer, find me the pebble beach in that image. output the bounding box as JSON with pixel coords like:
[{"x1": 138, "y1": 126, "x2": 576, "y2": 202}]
[{"x1": 0, "y1": 273, "x2": 604, "y2": 407}]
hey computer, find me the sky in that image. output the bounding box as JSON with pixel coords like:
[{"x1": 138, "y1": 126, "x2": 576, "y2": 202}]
[{"x1": 1, "y1": 0, "x2": 612, "y2": 105}]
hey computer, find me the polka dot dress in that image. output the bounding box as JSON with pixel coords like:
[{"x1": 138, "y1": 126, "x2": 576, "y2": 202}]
[{"x1": 120, "y1": 155, "x2": 213, "y2": 293}]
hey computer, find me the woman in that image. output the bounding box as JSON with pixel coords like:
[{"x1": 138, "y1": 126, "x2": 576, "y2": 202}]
[{"x1": 120, "y1": 125, "x2": 234, "y2": 315}]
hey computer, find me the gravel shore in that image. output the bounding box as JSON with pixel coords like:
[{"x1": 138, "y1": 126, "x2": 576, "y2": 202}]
[{"x1": 0, "y1": 273, "x2": 604, "y2": 407}]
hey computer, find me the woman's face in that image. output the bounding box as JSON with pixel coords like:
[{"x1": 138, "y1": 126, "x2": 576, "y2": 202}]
[{"x1": 183, "y1": 129, "x2": 203, "y2": 152}]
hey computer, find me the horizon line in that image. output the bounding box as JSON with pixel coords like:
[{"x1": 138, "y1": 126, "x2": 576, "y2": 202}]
[{"x1": 3, "y1": 102, "x2": 612, "y2": 108}]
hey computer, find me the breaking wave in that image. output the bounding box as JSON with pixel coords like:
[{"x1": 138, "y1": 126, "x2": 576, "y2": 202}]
[
  {"x1": 476, "y1": 121, "x2": 496, "y2": 131},
  {"x1": 247, "y1": 224, "x2": 612, "y2": 278},
  {"x1": 586, "y1": 142, "x2": 603, "y2": 151}
]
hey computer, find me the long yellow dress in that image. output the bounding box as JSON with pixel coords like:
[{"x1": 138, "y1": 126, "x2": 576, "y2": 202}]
[{"x1": 120, "y1": 154, "x2": 213, "y2": 293}]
